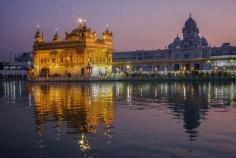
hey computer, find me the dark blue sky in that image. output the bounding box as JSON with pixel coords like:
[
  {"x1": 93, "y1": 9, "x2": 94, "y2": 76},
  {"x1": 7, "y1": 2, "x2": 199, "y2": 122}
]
[{"x1": 1, "y1": 0, "x2": 236, "y2": 60}]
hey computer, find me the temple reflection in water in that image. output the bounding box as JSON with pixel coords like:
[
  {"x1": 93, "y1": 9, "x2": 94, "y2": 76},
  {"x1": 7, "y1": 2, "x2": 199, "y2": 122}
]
[
  {"x1": 28, "y1": 83, "x2": 114, "y2": 151},
  {"x1": 3, "y1": 81, "x2": 235, "y2": 154}
]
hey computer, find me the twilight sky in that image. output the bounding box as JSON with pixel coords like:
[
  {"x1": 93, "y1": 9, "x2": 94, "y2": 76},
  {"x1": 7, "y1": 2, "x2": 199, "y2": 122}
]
[{"x1": 0, "y1": 0, "x2": 236, "y2": 60}]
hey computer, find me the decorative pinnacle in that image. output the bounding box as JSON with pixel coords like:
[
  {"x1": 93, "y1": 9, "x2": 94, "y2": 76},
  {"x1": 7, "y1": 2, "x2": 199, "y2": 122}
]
[
  {"x1": 78, "y1": 17, "x2": 86, "y2": 24},
  {"x1": 106, "y1": 24, "x2": 109, "y2": 31},
  {"x1": 78, "y1": 18, "x2": 83, "y2": 23},
  {"x1": 37, "y1": 25, "x2": 40, "y2": 31}
]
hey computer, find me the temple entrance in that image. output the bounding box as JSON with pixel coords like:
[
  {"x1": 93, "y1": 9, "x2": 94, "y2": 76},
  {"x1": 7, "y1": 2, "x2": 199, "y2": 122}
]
[
  {"x1": 81, "y1": 68, "x2": 85, "y2": 76},
  {"x1": 86, "y1": 66, "x2": 92, "y2": 76},
  {"x1": 40, "y1": 68, "x2": 50, "y2": 77}
]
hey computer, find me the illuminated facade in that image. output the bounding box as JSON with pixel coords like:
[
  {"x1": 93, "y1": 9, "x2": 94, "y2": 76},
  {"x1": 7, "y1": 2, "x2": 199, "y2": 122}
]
[{"x1": 32, "y1": 19, "x2": 112, "y2": 78}]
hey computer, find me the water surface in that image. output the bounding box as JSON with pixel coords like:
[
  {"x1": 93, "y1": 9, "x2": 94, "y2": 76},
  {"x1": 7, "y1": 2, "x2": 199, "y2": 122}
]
[{"x1": 0, "y1": 81, "x2": 236, "y2": 158}]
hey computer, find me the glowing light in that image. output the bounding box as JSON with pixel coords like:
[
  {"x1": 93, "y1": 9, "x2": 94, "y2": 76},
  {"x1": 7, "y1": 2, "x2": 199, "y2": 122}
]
[
  {"x1": 78, "y1": 134, "x2": 91, "y2": 152},
  {"x1": 78, "y1": 17, "x2": 86, "y2": 24},
  {"x1": 78, "y1": 18, "x2": 83, "y2": 23}
]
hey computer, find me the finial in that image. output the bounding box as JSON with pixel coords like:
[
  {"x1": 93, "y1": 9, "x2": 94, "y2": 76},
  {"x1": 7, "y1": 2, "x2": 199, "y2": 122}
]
[
  {"x1": 106, "y1": 24, "x2": 109, "y2": 31},
  {"x1": 78, "y1": 18, "x2": 83, "y2": 23},
  {"x1": 78, "y1": 17, "x2": 86, "y2": 27},
  {"x1": 37, "y1": 25, "x2": 40, "y2": 31},
  {"x1": 190, "y1": 13, "x2": 192, "y2": 18}
]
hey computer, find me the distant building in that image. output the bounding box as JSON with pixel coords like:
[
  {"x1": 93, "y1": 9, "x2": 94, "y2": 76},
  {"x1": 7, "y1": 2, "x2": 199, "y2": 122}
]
[
  {"x1": 0, "y1": 61, "x2": 29, "y2": 79},
  {"x1": 15, "y1": 52, "x2": 32, "y2": 63},
  {"x1": 31, "y1": 19, "x2": 113, "y2": 78},
  {"x1": 0, "y1": 52, "x2": 32, "y2": 79},
  {"x1": 113, "y1": 15, "x2": 236, "y2": 73}
]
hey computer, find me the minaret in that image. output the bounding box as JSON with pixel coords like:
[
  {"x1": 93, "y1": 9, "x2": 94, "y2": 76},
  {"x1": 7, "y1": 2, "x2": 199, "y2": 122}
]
[
  {"x1": 53, "y1": 28, "x2": 60, "y2": 42},
  {"x1": 34, "y1": 25, "x2": 44, "y2": 43},
  {"x1": 102, "y1": 24, "x2": 112, "y2": 42}
]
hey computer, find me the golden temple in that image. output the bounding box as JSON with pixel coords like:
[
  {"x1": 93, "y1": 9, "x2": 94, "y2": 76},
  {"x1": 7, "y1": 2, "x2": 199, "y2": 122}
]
[{"x1": 32, "y1": 18, "x2": 112, "y2": 78}]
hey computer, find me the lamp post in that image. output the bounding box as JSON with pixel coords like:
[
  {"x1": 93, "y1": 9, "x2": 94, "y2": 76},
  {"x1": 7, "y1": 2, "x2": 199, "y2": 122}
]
[
  {"x1": 207, "y1": 60, "x2": 211, "y2": 73},
  {"x1": 126, "y1": 65, "x2": 130, "y2": 73}
]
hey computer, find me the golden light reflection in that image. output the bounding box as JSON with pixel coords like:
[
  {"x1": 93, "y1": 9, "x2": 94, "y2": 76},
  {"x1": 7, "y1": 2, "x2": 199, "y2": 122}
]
[
  {"x1": 78, "y1": 133, "x2": 91, "y2": 152},
  {"x1": 28, "y1": 83, "x2": 114, "y2": 151}
]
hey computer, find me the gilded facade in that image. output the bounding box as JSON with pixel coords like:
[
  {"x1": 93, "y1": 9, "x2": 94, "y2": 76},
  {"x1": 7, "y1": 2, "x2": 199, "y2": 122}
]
[{"x1": 32, "y1": 19, "x2": 112, "y2": 78}]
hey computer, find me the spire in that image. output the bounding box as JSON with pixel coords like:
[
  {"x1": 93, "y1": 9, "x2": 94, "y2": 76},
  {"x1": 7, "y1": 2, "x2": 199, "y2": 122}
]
[
  {"x1": 53, "y1": 28, "x2": 60, "y2": 42},
  {"x1": 34, "y1": 25, "x2": 43, "y2": 43},
  {"x1": 190, "y1": 13, "x2": 192, "y2": 18},
  {"x1": 103, "y1": 24, "x2": 112, "y2": 42},
  {"x1": 55, "y1": 28, "x2": 58, "y2": 36},
  {"x1": 103, "y1": 24, "x2": 112, "y2": 36},
  {"x1": 37, "y1": 25, "x2": 40, "y2": 32},
  {"x1": 106, "y1": 24, "x2": 109, "y2": 32}
]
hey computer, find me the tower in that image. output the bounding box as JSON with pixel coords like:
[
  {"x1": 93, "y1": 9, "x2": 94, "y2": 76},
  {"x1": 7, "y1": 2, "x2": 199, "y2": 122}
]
[
  {"x1": 34, "y1": 26, "x2": 44, "y2": 43},
  {"x1": 102, "y1": 24, "x2": 112, "y2": 46},
  {"x1": 53, "y1": 29, "x2": 61, "y2": 42}
]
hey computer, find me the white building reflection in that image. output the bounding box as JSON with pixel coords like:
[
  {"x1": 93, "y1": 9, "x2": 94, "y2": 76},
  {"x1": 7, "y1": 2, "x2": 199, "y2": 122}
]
[
  {"x1": 113, "y1": 82, "x2": 236, "y2": 143},
  {"x1": 1, "y1": 81, "x2": 27, "y2": 102}
]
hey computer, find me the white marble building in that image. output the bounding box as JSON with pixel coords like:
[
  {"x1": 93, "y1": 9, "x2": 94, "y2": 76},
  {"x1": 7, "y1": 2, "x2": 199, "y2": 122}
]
[{"x1": 113, "y1": 15, "x2": 236, "y2": 73}]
